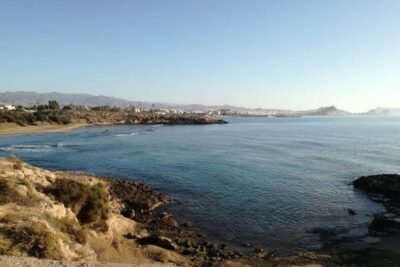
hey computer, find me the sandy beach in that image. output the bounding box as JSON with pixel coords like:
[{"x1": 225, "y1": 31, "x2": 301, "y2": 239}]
[{"x1": 0, "y1": 123, "x2": 89, "y2": 136}]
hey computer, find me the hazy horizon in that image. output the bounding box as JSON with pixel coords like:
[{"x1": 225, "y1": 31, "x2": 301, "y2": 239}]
[
  {"x1": 1, "y1": 0, "x2": 399, "y2": 112},
  {"x1": 3, "y1": 90, "x2": 400, "y2": 113}
]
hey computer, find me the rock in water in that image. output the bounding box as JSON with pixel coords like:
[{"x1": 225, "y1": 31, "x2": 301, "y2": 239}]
[
  {"x1": 348, "y1": 209, "x2": 357, "y2": 216},
  {"x1": 353, "y1": 174, "x2": 400, "y2": 197}
]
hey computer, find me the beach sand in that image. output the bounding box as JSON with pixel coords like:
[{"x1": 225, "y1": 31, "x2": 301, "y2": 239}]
[{"x1": 0, "y1": 123, "x2": 89, "y2": 136}]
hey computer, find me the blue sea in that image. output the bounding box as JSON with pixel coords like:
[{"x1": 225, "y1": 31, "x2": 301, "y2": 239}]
[{"x1": 1, "y1": 116, "x2": 400, "y2": 253}]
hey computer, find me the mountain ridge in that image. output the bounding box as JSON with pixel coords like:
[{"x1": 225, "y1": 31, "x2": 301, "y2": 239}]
[{"x1": 1, "y1": 91, "x2": 394, "y2": 116}]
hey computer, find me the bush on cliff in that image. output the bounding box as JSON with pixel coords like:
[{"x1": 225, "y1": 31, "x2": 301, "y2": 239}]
[
  {"x1": 77, "y1": 183, "x2": 110, "y2": 224},
  {"x1": 46, "y1": 179, "x2": 110, "y2": 230}
]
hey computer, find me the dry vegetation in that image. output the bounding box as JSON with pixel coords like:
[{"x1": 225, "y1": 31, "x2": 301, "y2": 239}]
[{"x1": 0, "y1": 157, "x2": 192, "y2": 266}]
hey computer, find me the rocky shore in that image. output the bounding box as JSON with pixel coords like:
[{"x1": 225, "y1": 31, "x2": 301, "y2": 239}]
[
  {"x1": 353, "y1": 174, "x2": 400, "y2": 237},
  {"x1": 119, "y1": 115, "x2": 228, "y2": 125},
  {"x1": 0, "y1": 157, "x2": 341, "y2": 267},
  {"x1": 1, "y1": 157, "x2": 400, "y2": 266}
]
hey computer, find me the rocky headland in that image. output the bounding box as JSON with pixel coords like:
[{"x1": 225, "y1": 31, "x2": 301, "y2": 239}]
[{"x1": 0, "y1": 109, "x2": 227, "y2": 135}]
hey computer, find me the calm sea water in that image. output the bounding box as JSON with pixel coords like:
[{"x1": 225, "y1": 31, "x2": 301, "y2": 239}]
[{"x1": 1, "y1": 116, "x2": 399, "y2": 253}]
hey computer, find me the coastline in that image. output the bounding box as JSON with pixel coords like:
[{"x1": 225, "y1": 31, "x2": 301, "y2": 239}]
[
  {"x1": 0, "y1": 123, "x2": 90, "y2": 136},
  {"x1": 0, "y1": 157, "x2": 399, "y2": 266},
  {"x1": 0, "y1": 116, "x2": 227, "y2": 136},
  {"x1": 0, "y1": 157, "x2": 336, "y2": 266}
]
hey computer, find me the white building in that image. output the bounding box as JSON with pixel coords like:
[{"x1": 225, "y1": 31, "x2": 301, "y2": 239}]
[{"x1": 0, "y1": 104, "x2": 16, "y2": 110}]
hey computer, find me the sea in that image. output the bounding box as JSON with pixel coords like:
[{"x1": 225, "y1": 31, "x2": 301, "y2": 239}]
[{"x1": 1, "y1": 116, "x2": 399, "y2": 254}]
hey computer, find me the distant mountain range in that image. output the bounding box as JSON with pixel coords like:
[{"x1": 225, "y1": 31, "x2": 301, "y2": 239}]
[
  {"x1": 0, "y1": 91, "x2": 245, "y2": 111},
  {"x1": 0, "y1": 91, "x2": 397, "y2": 116}
]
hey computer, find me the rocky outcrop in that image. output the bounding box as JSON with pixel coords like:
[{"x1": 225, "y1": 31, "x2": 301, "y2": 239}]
[
  {"x1": 122, "y1": 115, "x2": 228, "y2": 125},
  {"x1": 108, "y1": 179, "x2": 168, "y2": 214},
  {"x1": 353, "y1": 174, "x2": 400, "y2": 237},
  {"x1": 0, "y1": 158, "x2": 190, "y2": 266},
  {"x1": 138, "y1": 235, "x2": 179, "y2": 251},
  {"x1": 353, "y1": 174, "x2": 400, "y2": 201}
]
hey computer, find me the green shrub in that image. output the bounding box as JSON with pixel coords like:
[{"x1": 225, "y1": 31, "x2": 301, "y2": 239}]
[
  {"x1": 48, "y1": 179, "x2": 88, "y2": 213},
  {"x1": 47, "y1": 179, "x2": 110, "y2": 228},
  {"x1": 0, "y1": 110, "x2": 73, "y2": 126},
  {"x1": 48, "y1": 100, "x2": 60, "y2": 110},
  {"x1": 77, "y1": 183, "x2": 110, "y2": 224},
  {"x1": 48, "y1": 114, "x2": 72, "y2": 125}
]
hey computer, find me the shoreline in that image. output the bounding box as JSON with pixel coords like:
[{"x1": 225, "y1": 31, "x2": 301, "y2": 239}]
[
  {"x1": 0, "y1": 158, "x2": 399, "y2": 266},
  {"x1": 0, "y1": 123, "x2": 90, "y2": 136},
  {"x1": 0, "y1": 116, "x2": 227, "y2": 136},
  {"x1": 0, "y1": 157, "x2": 339, "y2": 266}
]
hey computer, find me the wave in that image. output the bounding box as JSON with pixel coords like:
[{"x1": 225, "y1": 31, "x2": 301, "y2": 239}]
[
  {"x1": 0, "y1": 142, "x2": 85, "y2": 152},
  {"x1": 115, "y1": 132, "x2": 137, "y2": 137},
  {"x1": 114, "y1": 124, "x2": 164, "y2": 137},
  {"x1": 0, "y1": 144, "x2": 54, "y2": 152}
]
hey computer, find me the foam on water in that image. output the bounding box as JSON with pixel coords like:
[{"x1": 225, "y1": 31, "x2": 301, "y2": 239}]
[
  {"x1": 115, "y1": 132, "x2": 137, "y2": 137},
  {"x1": 0, "y1": 144, "x2": 54, "y2": 152}
]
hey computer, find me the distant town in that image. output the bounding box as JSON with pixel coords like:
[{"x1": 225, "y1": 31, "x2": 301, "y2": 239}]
[
  {"x1": 1, "y1": 91, "x2": 400, "y2": 117},
  {"x1": 0, "y1": 102, "x2": 323, "y2": 117}
]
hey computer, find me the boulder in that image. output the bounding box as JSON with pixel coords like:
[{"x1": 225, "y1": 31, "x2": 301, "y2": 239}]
[
  {"x1": 138, "y1": 235, "x2": 178, "y2": 251},
  {"x1": 353, "y1": 174, "x2": 400, "y2": 197},
  {"x1": 369, "y1": 213, "x2": 400, "y2": 237}
]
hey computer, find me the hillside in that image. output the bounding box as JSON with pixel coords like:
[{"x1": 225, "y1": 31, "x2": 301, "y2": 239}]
[
  {"x1": 365, "y1": 107, "x2": 400, "y2": 116},
  {"x1": 302, "y1": 106, "x2": 351, "y2": 116},
  {"x1": 0, "y1": 91, "x2": 242, "y2": 111},
  {"x1": 0, "y1": 91, "x2": 135, "y2": 108}
]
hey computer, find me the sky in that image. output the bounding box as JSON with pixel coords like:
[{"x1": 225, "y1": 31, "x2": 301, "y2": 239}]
[{"x1": 0, "y1": 0, "x2": 399, "y2": 112}]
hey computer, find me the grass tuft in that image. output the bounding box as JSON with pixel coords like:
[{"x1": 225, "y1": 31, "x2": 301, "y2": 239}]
[
  {"x1": 8, "y1": 156, "x2": 23, "y2": 170},
  {"x1": 0, "y1": 223, "x2": 63, "y2": 259}
]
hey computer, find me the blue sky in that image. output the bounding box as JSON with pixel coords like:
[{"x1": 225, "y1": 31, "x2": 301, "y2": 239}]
[{"x1": 0, "y1": 0, "x2": 399, "y2": 112}]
